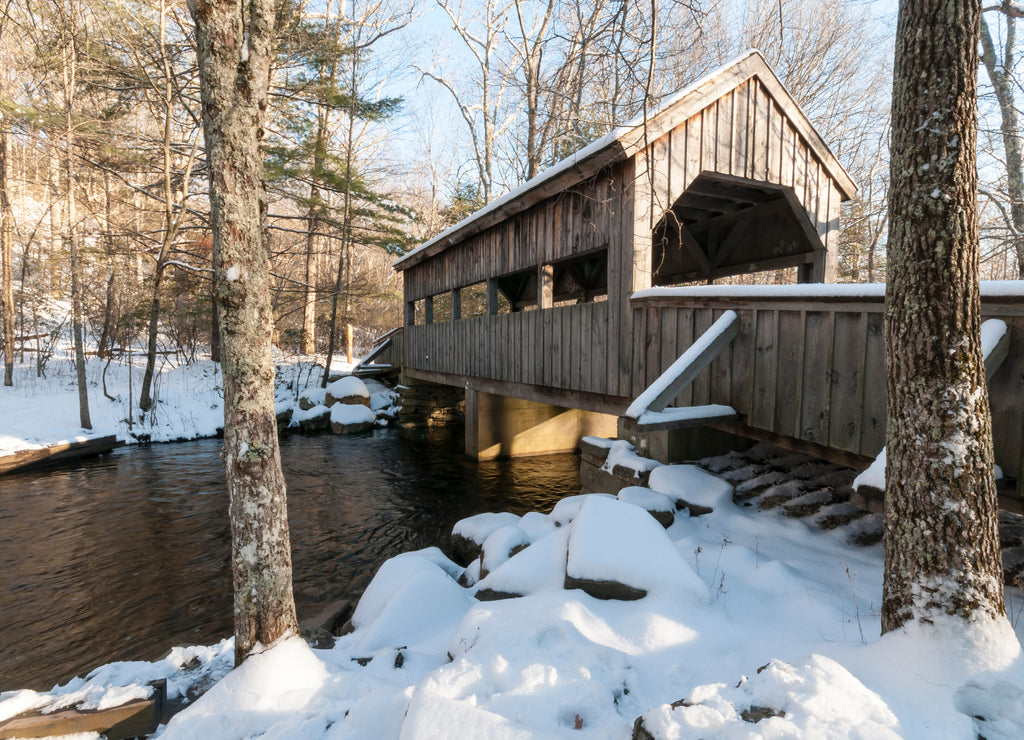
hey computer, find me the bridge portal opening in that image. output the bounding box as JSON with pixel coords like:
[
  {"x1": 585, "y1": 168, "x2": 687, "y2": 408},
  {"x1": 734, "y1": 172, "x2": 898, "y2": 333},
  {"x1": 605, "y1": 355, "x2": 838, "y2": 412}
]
[{"x1": 652, "y1": 172, "x2": 826, "y2": 286}]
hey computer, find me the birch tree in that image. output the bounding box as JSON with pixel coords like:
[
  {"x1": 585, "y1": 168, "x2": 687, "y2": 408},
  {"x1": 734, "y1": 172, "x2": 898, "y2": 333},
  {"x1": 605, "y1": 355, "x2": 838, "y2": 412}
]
[
  {"x1": 190, "y1": 0, "x2": 299, "y2": 663},
  {"x1": 883, "y1": 0, "x2": 1004, "y2": 630}
]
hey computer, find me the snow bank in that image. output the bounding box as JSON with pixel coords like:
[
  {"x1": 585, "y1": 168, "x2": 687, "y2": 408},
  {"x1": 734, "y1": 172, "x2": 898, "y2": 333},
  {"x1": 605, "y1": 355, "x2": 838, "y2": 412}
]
[
  {"x1": 602, "y1": 440, "x2": 660, "y2": 477},
  {"x1": 160, "y1": 636, "x2": 327, "y2": 739},
  {"x1": 638, "y1": 654, "x2": 902, "y2": 739}
]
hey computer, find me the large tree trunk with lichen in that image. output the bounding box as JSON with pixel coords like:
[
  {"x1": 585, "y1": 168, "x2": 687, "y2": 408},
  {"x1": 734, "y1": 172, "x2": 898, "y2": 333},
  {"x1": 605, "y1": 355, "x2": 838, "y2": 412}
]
[
  {"x1": 882, "y1": 0, "x2": 1004, "y2": 632},
  {"x1": 191, "y1": 0, "x2": 298, "y2": 664}
]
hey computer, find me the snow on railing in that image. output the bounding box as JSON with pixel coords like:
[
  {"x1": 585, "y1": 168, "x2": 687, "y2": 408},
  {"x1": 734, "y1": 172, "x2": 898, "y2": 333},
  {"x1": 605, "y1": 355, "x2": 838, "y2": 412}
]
[{"x1": 623, "y1": 310, "x2": 739, "y2": 430}]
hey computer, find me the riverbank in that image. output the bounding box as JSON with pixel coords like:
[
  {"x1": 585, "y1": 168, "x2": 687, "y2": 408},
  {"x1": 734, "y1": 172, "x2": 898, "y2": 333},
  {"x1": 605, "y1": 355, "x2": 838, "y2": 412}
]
[
  {"x1": 0, "y1": 345, "x2": 397, "y2": 464},
  {"x1": 4, "y1": 445, "x2": 1024, "y2": 738}
]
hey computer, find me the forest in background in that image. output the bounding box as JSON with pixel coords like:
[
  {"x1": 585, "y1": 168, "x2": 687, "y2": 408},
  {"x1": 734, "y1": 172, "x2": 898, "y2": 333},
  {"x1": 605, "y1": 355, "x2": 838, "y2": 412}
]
[{"x1": 0, "y1": 0, "x2": 1020, "y2": 397}]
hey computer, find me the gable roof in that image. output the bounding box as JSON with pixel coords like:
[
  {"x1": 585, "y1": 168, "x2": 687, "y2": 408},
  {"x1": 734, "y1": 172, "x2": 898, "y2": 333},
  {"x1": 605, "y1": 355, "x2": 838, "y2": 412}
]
[{"x1": 395, "y1": 49, "x2": 857, "y2": 272}]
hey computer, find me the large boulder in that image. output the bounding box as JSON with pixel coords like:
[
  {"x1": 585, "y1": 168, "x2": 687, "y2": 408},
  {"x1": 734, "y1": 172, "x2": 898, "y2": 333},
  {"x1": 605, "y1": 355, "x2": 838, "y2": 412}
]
[
  {"x1": 449, "y1": 512, "x2": 521, "y2": 566},
  {"x1": 478, "y1": 525, "x2": 530, "y2": 579},
  {"x1": 325, "y1": 376, "x2": 370, "y2": 407},
  {"x1": 291, "y1": 404, "x2": 331, "y2": 433},
  {"x1": 564, "y1": 497, "x2": 708, "y2": 602},
  {"x1": 617, "y1": 486, "x2": 675, "y2": 528},
  {"x1": 298, "y1": 386, "x2": 327, "y2": 411},
  {"x1": 330, "y1": 403, "x2": 376, "y2": 434}
]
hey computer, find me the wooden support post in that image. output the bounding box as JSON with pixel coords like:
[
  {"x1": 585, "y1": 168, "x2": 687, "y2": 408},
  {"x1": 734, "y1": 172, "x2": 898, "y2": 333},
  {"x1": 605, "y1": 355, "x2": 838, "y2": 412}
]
[
  {"x1": 424, "y1": 295, "x2": 434, "y2": 325},
  {"x1": 451, "y1": 288, "x2": 462, "y2": 320},
  {"x1": 486, "y1": 278, "x2": 498, "y2": 315},
  {"x1": 345, "y1": 324, "x2": 353, "y2": 364},
  {"x1": 539, "y1": 264, "x2": 554, "y2": 309}
]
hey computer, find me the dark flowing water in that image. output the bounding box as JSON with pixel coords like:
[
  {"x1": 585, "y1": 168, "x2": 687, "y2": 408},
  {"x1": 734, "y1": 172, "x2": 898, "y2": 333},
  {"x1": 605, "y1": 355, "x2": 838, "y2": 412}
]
[{"x1": 0, "y1": 426, "x2": 579, "y2": 691}]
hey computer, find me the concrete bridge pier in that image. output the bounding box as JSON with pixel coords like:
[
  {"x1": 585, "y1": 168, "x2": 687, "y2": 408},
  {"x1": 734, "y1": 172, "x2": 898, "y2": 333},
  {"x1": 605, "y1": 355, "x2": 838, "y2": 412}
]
[{"x1": 465, "y1": 389, "x2": 617, "y2": 461}]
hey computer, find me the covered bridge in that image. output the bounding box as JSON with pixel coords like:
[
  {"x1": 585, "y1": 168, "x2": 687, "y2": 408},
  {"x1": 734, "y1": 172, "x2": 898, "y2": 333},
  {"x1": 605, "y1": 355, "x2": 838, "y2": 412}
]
[{"x1": 382, "y1": 50, "x2": 1024, "y2": 504}]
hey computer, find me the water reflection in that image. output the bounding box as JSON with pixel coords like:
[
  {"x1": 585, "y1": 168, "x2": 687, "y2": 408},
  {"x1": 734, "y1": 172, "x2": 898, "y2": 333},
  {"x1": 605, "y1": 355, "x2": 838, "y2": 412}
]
[{"x1": 0, "y1": 426, "x2": 579, "y2": 691}]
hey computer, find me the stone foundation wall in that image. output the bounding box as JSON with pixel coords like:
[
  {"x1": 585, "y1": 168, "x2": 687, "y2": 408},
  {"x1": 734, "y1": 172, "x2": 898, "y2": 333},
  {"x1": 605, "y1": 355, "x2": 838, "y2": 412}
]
[{"x1": 396, "y1": 382, "x2": 466, "y2": 428}]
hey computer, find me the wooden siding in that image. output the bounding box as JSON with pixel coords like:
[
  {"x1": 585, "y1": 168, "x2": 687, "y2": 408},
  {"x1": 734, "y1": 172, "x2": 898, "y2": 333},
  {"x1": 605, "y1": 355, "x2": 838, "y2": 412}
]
[{"x1": 404, "y1": 294, "x2": 1024, "y2": 499}]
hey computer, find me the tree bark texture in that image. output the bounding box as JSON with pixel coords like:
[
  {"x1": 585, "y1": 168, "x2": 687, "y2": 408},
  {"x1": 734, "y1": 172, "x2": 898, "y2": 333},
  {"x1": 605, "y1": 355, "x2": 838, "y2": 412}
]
[
  {"x1": 1, "y1": 116, "x2": 14, "y2": 387},
  {"x1": 191, "y1": 0, "x2": 298, "y2": 664},
  {"x1": 883, "y1": 0, "x2": 1004, "y2": 631}
]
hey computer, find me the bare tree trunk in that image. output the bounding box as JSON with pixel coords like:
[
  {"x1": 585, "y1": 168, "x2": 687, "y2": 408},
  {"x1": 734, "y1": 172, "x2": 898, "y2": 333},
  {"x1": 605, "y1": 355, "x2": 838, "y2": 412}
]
[
  {"x1": 141, "y1": 0, "x2": 180, "y2": 412},
  {"x1": 191, "y1": 0, "x2": 298, "y2": 665},
  {"x1": 322, "y1": 0, "x2": 358, "y2": 387},
  {"x1": 301, "y1": 105, "x2": 328, "y2": 356},
  {"x1": 883, "y1": 0, "x2": 1003, "y2": 631},
  {"x1": 1, "y1": 113, "x2": 14, "y2": 387},
  {"x1": 97, "y1": 171, "x2": 116, "y2": 360},
  {"x1": 60, "y1": 8, "x2": 91, "y2": 430},
  {"x1": 980, "y1": 8, "x2": 1024, "y2": 278}
]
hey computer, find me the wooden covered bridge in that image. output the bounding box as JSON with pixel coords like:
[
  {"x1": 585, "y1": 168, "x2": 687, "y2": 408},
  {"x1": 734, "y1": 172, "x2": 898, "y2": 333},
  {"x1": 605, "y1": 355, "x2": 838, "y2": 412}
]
[{"x1": 370, "y1": 51, "x2": 1024, "y2": 504}]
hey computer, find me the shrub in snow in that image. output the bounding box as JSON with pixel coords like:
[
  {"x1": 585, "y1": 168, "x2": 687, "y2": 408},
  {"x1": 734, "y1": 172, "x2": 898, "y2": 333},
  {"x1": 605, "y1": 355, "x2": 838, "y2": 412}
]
[
  {"x1": 564, "y1": 497, "x2": 708, "y2": 602},
  {"x1": 648, "y1": 464, "x2": 734, "y2": 515},
  {"x1": 450, "y1": 512, "x2": 521, "y2": 566},
  {"x1": 325, "y1": 376, "x2": 370, "y2": 407},
  {"x1": 617, "y1": 486, "x2": 675, "y2": 528},
  {"x1": 478, "y1": 525, "x2": 530, "y2": 579},
  {"x1": 329, "y1": 403, "x2": 376, "y2": 434},
  {"x1": 633, "y1": 655, "x2": 901, "y2": 739}
]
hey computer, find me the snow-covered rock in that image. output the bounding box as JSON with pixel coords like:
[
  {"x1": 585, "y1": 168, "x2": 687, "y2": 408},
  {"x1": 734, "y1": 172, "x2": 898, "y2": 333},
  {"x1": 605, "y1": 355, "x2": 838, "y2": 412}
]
[
  {"x1": 564, "y1": 497, "x2": 708, "y2": 601},
  {"x1": 549, "y1": 493, "x2": 615, "y2": 528},
  {"x1": 325, "y1": 376, "x2": 370, "y2": 407},
  {"x1": 330, "y1": 403, "x2": 376, "y2": 434},
  {"x1": 478, "y1": 525, "x2": 530, "y2": 579},
  {"x1": 617, "y1": 486, "x2": 675, "y2": 528},
  {"x1": 450, "y1": 512, "x2": 521, "y2": 566},
  {"x1": 474, "y1": 527, "x2": 570, "y2": 601},
  {"x1": 291, "y1": 403, "x2": 331, "y2": 432},
  {"x1": 298, "y1": 386, "x2": 327, "y2": 410},
  {"x1": 648, "y1": 464, "x2": 734, "y2": 514}
]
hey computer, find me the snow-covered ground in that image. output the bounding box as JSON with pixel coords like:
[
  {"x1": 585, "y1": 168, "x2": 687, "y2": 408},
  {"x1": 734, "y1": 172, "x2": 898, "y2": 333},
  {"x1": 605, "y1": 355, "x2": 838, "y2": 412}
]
[
  {"x1": 3, "y1": 460, "x2": 1023, "y2": 739},
  {"x1": 0, "y1": 340, "x2": 386, "y2": 457}
]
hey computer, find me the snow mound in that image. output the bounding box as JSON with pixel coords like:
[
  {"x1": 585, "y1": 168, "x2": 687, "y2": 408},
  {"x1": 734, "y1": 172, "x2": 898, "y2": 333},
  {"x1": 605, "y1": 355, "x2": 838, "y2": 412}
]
[
  {"x1": 352, "y1": 565, "x2": 472, "y2": 655},
  {"x1": 618, "y1": 486, "x2": 674, "y2": 512},
  {"x1": 956, "y1": 679, "x2": 1024, "y2": 740},
  {"x1": 159, "y1": 636, "x2": 328, "y2": 739},
  {"x1": 352, "y1": 548, "x2": 463, "y2": 630},
  {"x1": 637, "y1": 655, "x2": 901, "y2": 739},
  {"x1": 549, "y1": 493, "x2": 615, "y2": 527},
  {"x1": 325, "y1": 375, "x2": 370, "y2": 399},
  {"x1": 400, "y1": 689, "x2": 533, "y2": 739},
  {"x1": 516, "y1": 510, "x2": 556, "y2": 541},
  {"x1": 565, "y1": 497, "x2": 708, "y2": 601},
  {"x1": 648, "y1": 464, "x2": 734, "y2": 510}
]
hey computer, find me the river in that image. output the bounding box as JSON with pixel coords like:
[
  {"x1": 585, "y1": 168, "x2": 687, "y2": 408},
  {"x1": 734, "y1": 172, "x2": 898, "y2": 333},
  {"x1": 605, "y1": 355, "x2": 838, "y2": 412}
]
[{"x1": 0, "y1": 426, "x2": 579, "y2": 691}]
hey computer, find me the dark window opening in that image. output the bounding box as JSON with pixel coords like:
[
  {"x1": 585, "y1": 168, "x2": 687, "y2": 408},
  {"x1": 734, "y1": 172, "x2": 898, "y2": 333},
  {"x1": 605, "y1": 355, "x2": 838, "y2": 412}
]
[
  {"x1": 551, "y1": 247, "x2": 608, "y2": 304},
  {"x1": 495, "y1": 269, "x2": 537, "y2": 312}
]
